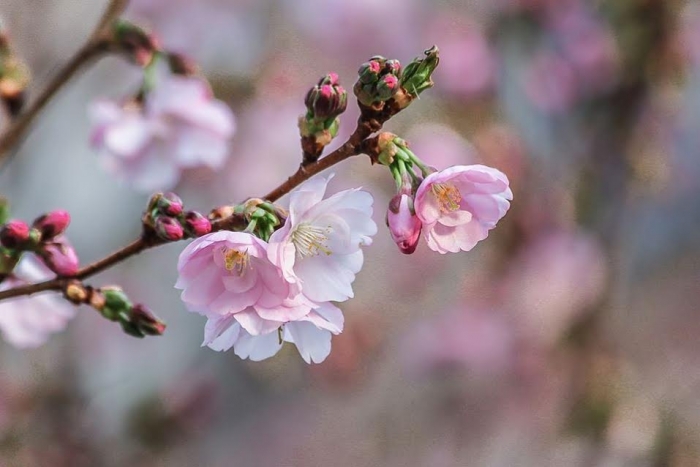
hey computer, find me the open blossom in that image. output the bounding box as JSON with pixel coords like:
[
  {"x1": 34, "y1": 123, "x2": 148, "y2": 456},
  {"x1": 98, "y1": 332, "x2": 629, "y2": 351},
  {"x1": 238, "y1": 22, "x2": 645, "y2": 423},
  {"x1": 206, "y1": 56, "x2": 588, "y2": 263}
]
[
  {"x1": 90, "y1": 75, "x2": 235, "y2": 191},
  {"x1": 268, "y1": 175, "x2": 377, "y2": 303},
  {"x1": 175, "y1": 231, "x2": 310, "y2": 328},
  {"x1": 0, "y1": 257, "x2": 76, "y2": 348},
  {"x1": 203, "y1": 301, "x2": 344, "y2": 364},
  {"x1": 414, "y1": 165, "x2": 512, "y2": 254}
]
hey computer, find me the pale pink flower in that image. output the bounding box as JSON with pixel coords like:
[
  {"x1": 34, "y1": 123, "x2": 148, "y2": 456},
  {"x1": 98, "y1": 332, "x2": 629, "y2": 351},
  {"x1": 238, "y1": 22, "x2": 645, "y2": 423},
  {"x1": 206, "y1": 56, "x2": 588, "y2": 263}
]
[
  {"x1": 386, "y1": 194, "x2": 422, "y2": 254},
  {"x1": 90, "y1": 75, "x2": 235, "y2": 191},
  {"x1": 414, "y1": 165, "x2": 512, "y2": 254},
  {"x1": 0, "y1": 257, "x2": 76, "y2": 348},
  {"x1": 175, "y1": 231, "x2": 309, "y2": 328},
  {"x1": 203, "y1": 302, "x2": 344, "y2": 364},
  {"x1": 267, "y1": 175, "x2": 377, "y2": 303}
]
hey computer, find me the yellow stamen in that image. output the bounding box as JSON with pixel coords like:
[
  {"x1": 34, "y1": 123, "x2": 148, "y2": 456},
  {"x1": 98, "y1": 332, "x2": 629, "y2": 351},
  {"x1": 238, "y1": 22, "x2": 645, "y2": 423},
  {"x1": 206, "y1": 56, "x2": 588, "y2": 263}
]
[
  {"x1": 291, "y1": 223, "x2": 332, "y2": 259},
  {"x1": 431, "y1": 183, "x2": 462, "y2": 213},
  {"x1": 223, "y1": 248, "x2": 250, "y2": 276}
]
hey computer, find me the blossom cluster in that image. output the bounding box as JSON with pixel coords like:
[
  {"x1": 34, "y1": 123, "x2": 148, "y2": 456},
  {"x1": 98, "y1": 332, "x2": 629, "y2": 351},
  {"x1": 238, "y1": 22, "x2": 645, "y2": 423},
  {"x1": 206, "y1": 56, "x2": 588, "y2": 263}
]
[{"x1": 176, "y1": 175, "x2": 376, "y2": 363}]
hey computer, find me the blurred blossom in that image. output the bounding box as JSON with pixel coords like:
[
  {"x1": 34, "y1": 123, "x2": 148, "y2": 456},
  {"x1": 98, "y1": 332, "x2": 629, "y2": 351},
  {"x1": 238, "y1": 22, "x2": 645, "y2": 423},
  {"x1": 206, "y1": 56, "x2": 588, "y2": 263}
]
[
  {"x1": 503, "y1": 231, "x2": 607, "y2": 347},
  {"x1": 426, "y1": 15, "x2": 497, "y2": 100},
  {"x1": 406, "y1": 123, "x2": 479, "y2": 169},
  {"x1": 403, "y1": 306, "x2": 514, "y2": 377},
  {"x1": 414, "y1": 165, "x2": 512, "y2": 254},
  {"x1": 0, "y1": 257, "x2": 75, "y2": 348},
  {"x1": 546, "y1": 2, "x2": 620, "y2": 94},
  {"x1": 283, "y1": 0, "x2": 419, "y2": 61},
  {"x1": 89, "y1": 75, "x2": 235, "y2": 192},
  {"x1": 522, "y1": 50, "x2": 578, "y2": 114}
]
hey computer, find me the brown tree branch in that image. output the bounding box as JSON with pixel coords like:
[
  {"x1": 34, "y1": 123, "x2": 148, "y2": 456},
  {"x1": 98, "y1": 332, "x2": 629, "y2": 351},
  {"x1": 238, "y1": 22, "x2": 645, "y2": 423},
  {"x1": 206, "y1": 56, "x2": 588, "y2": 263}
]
[
  {"x1": 0, "y1": 115, "x2": 387, "y2": 302},
  {"x1": 0, "y1": 0, "x2": 129, "y2": 168}
]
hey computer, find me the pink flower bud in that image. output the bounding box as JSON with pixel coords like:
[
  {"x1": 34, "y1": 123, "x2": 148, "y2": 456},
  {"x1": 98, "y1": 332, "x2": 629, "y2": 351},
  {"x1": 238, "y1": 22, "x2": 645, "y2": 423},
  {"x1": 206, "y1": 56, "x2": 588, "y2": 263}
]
[
  {"x1": 32, "y1": 210, "x2": 70, "y2": 240},
  {"x1": 386, "y1": 194, "x2": 422, "y2": 254},
  {"x1": 154, "y1": 216, "x2": 184, "y2": 241},
  {"x1": 156, "y1": 192, "x2": 184, "y2": 216},
  {"x1": 0, "y1": 220, "x2": 30, "y2": 249},
  {"x1": 183, "y1": 211, "x2": 212, "y2": 237},
  {"x1": 38, "y1": 237, "x2": 79, "y2": 276}
]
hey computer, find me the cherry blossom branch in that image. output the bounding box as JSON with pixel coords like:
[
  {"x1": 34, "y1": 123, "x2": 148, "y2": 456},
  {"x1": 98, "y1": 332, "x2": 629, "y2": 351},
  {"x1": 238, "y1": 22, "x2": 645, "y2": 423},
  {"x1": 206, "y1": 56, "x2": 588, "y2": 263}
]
[
  {"x1": 0, "y1": 0, "x2": 129, "y2": 168},
  {"x1": 0, "y1": 119, "x2": 386, "y2": 302}
]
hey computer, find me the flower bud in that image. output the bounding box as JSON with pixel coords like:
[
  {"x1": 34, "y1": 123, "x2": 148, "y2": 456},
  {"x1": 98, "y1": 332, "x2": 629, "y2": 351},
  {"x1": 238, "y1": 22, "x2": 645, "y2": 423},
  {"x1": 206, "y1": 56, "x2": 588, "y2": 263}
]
[
  {"x1": 32, "y1": 210, "x2": 70, "y2": 240},
  {"x1": 154, "y1": 216, "x2": 184, "y2": 241},
  {"x1": 0, "y1": 220, "x2": 30, "y2": 249},
  {"x1": 400, "y1": 45, "x2": 440, "y2": 98},
  {"x1": 384, "y1": 59, "x2": 401, "y2": 76},
  {"x1": 37, "y1": 237, "x2": 80, "y2": 276},
  {"x1": 386, "y1": 194, "x2": 422, "y2": 254},
  {"x1": 155, "y1": 192, "x2": 184, "y2": 216},
  {"x1": 183, "y1": 211, "x2": 212, "y2": 237},
  {"x1": 127, "y1": 304, "x2": 167, "y2": 337},
  {"x1": 167, "y1": 52, "x2": 199, "y2": 76},
  {"x1": 375, "y1": 74, "x2": 399, "y2": 101},
  {"x1": 358, "y1": 59, "x2": 383, "y2": 85},
  {"x1": 304, "y1": 75, "x2": 348, "y2": 121},
  {"x1": 113, "y1": 20, "x2": 159, "y2": 66},
  {"x1": 101, "y1": 287, "x2": 132, "y2": 321}
]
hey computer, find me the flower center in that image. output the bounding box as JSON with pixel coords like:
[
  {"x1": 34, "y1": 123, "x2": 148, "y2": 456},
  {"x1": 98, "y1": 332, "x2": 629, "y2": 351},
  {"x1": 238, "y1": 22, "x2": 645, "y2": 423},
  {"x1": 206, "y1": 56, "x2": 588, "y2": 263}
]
[
  {"x1": 222, "y1": 248, "x2": 250, "y2": 276},
  {"x1": 291, "y1": 223, "x2": 332, "y2": 259},
  {"x1": 431, "y1": 183, "x2": 462, "y2": 213}
]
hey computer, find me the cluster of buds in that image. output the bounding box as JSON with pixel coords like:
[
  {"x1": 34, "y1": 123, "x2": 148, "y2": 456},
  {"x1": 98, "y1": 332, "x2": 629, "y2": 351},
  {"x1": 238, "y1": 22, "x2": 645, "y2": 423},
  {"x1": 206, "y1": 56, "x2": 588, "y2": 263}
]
[
  {"x1": 145, "y1": 192, "x2": 212, "y2": 242},
  {"x1": 64, "y1": 282, "x2": 166, "y2": 338},
  {"x1": 354, "y1": 56, "x2": 402, "y2": 108},
  {"x1": 299, "y1": 73, "x2": 348, "y2": 164},
  {"x1": 235, "y1": 198, "x2": 285, "y2": 242},
  {"x1": 354, "y1": 46, "x2": 440, "y2": 112},
  {"x1": 0, "y1": 210, "x2": 79, "y2": 276},
  {"x1": 0, "y1": 21, "x2": 29, "y2": 116}
]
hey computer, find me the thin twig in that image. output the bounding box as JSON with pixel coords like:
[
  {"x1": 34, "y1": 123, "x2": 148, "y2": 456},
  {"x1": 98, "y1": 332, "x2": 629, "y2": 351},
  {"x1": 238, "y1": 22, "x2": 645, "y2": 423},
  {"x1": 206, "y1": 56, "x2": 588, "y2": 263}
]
[{"x1": 0, "y1": 0, "x2": 129, "y2": 168}]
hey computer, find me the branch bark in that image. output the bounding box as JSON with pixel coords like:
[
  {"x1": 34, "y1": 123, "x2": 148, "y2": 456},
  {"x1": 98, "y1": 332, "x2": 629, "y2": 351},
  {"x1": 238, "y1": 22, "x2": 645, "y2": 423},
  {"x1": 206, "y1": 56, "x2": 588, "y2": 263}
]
[{"x1": 0, "y1": 0, "x2": 129, "y2": 168}]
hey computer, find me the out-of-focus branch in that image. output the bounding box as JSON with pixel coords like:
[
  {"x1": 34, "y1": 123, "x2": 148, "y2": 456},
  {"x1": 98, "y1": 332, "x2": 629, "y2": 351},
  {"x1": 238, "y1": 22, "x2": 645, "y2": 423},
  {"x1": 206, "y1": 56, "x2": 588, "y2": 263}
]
[{"x1": 0, "y1": 0, "x2": 130, "y2": 168}]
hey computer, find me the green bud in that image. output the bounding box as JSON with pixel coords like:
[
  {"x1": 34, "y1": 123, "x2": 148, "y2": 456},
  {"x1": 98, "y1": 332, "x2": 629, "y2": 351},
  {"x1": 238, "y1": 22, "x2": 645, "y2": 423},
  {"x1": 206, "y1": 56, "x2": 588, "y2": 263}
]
[{"x1": 400, "y1": 45, "x2": 440, "y2": 98}]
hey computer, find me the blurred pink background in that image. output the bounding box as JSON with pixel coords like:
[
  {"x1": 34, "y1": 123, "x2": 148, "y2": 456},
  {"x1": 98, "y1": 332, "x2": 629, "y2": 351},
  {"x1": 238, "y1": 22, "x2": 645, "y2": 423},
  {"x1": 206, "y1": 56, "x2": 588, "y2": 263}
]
[{"x1": 1, "y1": 0, "x2": 699, "y2": 465}]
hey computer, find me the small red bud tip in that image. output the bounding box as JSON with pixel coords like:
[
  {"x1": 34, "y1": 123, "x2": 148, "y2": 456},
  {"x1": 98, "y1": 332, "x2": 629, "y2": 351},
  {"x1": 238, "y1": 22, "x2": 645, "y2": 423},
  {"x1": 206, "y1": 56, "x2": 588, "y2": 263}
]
[
  {"x1": 155, "y1": 216, "x2": 185, "y2": 241},
  {"x1": 369, "y1": 61, "x2": 381, "y2": 73},
  {"x1": 184, "y1": 211, "x2": 212, "y2": 237},
  {"x1": 383, "y1": 75, "x2": 398, "y2": 89},
  {"x1": 0, "y1": 220, "x2": 30, "y2": 249},
  {"x1": 156, "y1": 192, "x2": 184, "y2": 216},
  {"x1": 38, "y1": 238, "x2": 80, "y2": 276},
  {"x1": 33, "y1": 210, "x2": 71, "y2": 240}
]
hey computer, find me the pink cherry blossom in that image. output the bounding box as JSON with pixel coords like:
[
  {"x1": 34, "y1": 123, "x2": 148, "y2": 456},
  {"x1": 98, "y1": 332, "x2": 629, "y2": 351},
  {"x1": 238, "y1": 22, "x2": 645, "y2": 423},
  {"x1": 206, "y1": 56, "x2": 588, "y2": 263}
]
[
  {"x1": 414, "y1": 165, "x2": 512, "y2": 254},
  {"x1": 0, "y1": 257, "x2": 76, "y2": 348},
  {"x1": 386, "y1": 194, "x2": 421, "y2": 254},
  {"x1": 203, "y1": 302, "x2": 344, "y2": 364},
  {"x1": 89, "y1": 75, "x2": 235, "y2": 191},
  {"x1": 175, "y1": 231, "x2": 309, "y2": 329},
  {"x1": 267, "y1": 175, "x2": 377, "y2": 303}
]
